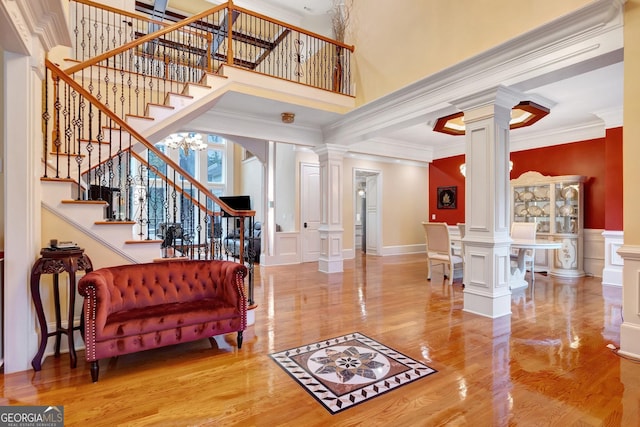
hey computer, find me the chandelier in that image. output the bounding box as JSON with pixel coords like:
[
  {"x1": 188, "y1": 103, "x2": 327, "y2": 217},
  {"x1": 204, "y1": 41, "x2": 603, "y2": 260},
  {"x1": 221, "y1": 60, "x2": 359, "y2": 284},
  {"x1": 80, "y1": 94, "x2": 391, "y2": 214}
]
[{"x1": 162, "y1": 132, "x2": 206, "y2": 155}]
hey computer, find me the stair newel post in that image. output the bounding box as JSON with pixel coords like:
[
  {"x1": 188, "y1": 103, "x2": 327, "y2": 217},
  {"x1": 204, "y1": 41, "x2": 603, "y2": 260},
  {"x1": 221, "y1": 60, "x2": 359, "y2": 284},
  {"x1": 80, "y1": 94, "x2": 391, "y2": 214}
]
[
  {"x1": 238, "y1": 215, "x2": 245, "y2": 267},
  {"x1": 75, "y1": 92, "x2": 84, "y2": 199},
  {"x1": 42, "y1": 67, "x2": 49, "y2": 178},
  {"x1": 227, "y1": 0, "x2": 234, "y2": 66},
  {"x1": 206, "y1": 31, "x2": 213, "y2": 72},
  {"x1": 52, "y1": 75, "x2": 61, "y2": 178},
  {"x1": 124, "y1": 143, "x2": 132, "y2": 221}
]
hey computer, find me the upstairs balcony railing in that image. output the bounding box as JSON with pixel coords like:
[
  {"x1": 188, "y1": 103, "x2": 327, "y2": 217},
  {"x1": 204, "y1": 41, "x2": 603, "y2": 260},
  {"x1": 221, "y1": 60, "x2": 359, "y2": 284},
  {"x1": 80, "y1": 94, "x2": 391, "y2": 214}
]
[{"x1": 65, "y1": 0, "x2": 354, "y2": 124}]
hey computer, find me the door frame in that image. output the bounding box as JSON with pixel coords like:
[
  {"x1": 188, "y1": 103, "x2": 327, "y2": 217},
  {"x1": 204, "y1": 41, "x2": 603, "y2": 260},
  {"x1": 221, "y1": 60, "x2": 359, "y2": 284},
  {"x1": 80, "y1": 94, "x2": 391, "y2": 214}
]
[{"x1": 353, "y1": 168, "x2": 382, "y2": 256}]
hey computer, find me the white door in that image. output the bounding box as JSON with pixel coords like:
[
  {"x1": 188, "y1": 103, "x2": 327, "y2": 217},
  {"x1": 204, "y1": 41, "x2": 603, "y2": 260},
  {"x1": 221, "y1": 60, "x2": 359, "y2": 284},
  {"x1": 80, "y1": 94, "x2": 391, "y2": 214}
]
[
  {"x1": 365, "y1": 174, "x2": 379, "y2": 255},
  {"x1": 301, "y1": 163, "x2": 321, "y2": 262}
]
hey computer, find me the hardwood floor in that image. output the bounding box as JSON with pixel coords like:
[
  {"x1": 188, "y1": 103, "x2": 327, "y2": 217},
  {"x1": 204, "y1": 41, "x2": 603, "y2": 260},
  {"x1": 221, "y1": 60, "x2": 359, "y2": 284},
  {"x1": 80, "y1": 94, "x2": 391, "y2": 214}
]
[{"x1": 2, "y1": 253, "x2": 640, "y2": 426}]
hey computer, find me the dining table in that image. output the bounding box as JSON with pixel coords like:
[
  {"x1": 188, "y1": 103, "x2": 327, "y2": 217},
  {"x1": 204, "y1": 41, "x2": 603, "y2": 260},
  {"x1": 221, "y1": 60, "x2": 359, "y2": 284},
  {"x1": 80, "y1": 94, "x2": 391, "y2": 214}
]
[{"x1": 510, "y1": 238, "x2": 562, "y2": 290}]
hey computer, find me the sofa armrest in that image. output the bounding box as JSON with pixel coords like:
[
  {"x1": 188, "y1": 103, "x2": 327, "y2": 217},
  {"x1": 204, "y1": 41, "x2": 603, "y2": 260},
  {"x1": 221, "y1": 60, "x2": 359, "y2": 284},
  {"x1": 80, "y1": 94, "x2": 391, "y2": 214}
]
[
  {"x1": 78, "y1": 270, "x2": 117, "y2": 362},
  {"x1": 215, "y1": 261, "x2": 248, "y2": 309},
  {"x1": 78, "y1": 270, "x2": 115, "y2": 333}
]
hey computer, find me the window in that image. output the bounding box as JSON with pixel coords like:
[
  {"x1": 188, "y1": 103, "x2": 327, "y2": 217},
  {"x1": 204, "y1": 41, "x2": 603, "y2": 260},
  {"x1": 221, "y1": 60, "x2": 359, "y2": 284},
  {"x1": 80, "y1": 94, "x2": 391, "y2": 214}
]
[{"x1": 133, "y1": 134, "x2": 232, "y2": 239}]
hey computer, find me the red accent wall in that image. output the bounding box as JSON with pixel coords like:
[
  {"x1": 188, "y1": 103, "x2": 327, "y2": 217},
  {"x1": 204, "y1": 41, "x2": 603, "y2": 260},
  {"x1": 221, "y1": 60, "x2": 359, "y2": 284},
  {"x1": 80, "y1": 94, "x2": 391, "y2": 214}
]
[
  {"x1": 429, "y1": 129, "x2": 623, "y2": 229},
  {"x1": 429, "y1": 154, "x2": 465, "y2": 224},
  {"x1": 605, "y1": 127, "x2": 623, "y2": 230}
]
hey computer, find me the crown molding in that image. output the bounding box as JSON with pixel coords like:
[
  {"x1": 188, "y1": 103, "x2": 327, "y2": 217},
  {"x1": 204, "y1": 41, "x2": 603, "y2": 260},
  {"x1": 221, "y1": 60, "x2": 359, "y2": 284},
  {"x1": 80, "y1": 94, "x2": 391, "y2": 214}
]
[
  {"x1": 594, "y1": 106, "x2": 623, "y2": 128},
  {"x1": 509, "y1": 119, "x2": 606, "y2": 152},
  {"x1": 347, "y1": 137, "x2": 434, "y2": 164},
  {"x1": 344, "y1": 151, "x2": 429, "y2": 168},
  {"x1": 20, "y1": 0, "x2": 71, "y2": 51}
]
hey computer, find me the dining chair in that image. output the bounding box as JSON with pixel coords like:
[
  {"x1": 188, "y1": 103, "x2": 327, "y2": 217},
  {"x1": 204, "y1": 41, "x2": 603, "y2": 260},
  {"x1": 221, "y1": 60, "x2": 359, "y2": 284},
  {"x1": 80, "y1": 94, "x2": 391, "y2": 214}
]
[
  {"x1": 422, "y1": 222, "x2": 464, "y2": 283},
  {"x1": 510, "y1": 222, "x2": 537, "y2": 281}
]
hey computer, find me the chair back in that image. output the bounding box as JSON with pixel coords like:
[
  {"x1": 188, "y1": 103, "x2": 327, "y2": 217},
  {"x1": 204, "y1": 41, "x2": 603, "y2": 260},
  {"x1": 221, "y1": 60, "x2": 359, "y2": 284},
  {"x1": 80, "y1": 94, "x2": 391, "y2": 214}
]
[
  {"x1": 423, "y1": 222, "x2": 453, "y2": 254},
  {"x1": 511, "y1": 222, "x2": 536, "y2": 240}
]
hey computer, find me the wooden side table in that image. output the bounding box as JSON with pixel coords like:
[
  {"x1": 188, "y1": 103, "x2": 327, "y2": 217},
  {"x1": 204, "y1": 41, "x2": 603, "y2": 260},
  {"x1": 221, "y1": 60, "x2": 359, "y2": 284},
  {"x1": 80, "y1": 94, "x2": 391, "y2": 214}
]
[{"x1": 30, "y1": 247, "x2": 93, "y2": 371}]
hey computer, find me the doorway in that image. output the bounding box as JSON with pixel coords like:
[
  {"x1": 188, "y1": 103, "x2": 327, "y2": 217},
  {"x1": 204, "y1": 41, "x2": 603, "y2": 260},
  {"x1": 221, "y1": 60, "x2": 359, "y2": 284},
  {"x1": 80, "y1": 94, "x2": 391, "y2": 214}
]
[
  {"x1": 301, "y1": 163, "x2": 321, "y2": 262},
  {"x1": 354, "y1": 169, "x2": 381, "y2": 256}
]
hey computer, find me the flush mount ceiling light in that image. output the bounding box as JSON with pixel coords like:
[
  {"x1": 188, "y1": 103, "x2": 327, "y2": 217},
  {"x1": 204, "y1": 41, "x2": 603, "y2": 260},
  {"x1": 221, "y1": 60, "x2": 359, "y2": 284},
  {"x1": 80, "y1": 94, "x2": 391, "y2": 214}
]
[
  {"x1": 433, "y1": 101, "x2": 550, "y2": 136},
  {"x1": 281, "y1": 112, "x2": 295, "y2": 124}
]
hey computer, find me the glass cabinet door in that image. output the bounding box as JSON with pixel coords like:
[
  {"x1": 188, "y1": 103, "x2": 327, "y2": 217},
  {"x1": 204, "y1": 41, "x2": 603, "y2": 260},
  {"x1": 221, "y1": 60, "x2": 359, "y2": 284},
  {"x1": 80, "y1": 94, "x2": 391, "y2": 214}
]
[
  {"x1": 513, "y1": 184, "x2": 551, "y2": 233},
  {"x1": 555, "y1": 183, "x2": 579, "y2": 234}
]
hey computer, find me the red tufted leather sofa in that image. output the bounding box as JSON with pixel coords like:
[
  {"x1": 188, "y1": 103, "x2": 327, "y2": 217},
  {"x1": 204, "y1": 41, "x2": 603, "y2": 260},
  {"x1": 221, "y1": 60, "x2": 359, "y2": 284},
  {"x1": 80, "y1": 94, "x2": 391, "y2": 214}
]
[{"x1": 78, "y1": 260, "x2": 247, "y2": 382}]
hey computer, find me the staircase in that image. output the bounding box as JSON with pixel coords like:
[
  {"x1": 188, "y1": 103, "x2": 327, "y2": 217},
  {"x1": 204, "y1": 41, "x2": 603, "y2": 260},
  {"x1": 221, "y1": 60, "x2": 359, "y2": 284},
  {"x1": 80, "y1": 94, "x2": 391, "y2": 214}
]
[{"x1": 41, "y1": 1, "x2": 353, "y2": 303}]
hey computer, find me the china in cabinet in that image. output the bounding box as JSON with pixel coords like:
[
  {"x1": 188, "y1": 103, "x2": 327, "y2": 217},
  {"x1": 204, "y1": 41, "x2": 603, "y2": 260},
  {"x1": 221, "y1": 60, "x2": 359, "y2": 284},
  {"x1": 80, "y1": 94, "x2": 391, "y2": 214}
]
[{"x1": 510, "y1": 171, "x2": 587, "y2": 278}]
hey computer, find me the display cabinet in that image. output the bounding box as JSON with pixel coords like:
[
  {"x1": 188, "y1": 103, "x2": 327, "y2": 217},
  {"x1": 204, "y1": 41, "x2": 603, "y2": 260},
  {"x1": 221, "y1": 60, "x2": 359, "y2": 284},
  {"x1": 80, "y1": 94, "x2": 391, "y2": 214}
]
[{"x1": 511, "y1": 171, "x2": 587, "y2": 278}]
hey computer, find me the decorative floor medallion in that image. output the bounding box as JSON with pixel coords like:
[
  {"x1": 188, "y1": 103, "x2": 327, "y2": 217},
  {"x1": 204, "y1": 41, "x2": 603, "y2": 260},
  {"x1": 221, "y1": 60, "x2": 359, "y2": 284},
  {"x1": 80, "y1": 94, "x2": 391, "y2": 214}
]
[{"x1": 270, "y1": 332, "x2": 437, "y2": 414}]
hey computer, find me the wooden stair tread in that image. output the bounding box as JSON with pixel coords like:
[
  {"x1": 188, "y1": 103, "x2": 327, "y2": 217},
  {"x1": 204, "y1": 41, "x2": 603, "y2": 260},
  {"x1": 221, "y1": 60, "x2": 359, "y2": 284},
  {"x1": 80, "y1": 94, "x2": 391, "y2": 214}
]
[
  {"x1": 144, "y1": 103, "x2": 175, "y2": 116},
  {"x1": 61, "y1": 199, "x2": 107, "y2": 205},
  {"x1": 41, "y1": 177, "x2": 75, "y2": 183},
  {"x1": 94, "y1": 220, "x2": 136, "y2": 225},
  {"x1": 125, "y1": 239, "x2": 163, "y2": 244},
  {"x1": 163, "y1": 91, "x2": 195, "y2": 106},
  {"x1": 125, "y1": 113, "x2": 154, "y2": 121},
  {"x1": 49, "y1": 151, "x2": 86, "y2": 157}
]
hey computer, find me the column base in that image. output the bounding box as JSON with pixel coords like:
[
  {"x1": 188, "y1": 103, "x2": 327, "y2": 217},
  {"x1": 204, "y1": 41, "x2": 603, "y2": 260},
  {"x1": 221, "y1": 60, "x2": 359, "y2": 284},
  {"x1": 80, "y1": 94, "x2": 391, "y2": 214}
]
[
  {"x1": 463, "y1": 288, "x2": 511, "y2": 319},
  {"x1": 318, "y1": 257, "x2": 343, "y2": 273},
  {"x1": 620, "y1": 321, "x2": 640, "y2": 360}
]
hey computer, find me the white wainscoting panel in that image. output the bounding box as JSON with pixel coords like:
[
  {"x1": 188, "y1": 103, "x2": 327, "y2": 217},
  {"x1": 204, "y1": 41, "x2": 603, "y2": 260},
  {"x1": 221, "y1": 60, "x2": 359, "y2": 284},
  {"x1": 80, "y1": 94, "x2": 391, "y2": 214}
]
[{"x1": 583, "y1": 229, "x2": 605, "y2": 278}]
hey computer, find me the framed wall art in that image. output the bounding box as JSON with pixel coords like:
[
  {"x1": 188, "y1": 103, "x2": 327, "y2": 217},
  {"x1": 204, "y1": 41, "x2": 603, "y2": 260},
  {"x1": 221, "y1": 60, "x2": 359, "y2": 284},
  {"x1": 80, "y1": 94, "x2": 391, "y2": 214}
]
[{"x1": 437, "y1": 186, "x2": 457, "y2": 209}]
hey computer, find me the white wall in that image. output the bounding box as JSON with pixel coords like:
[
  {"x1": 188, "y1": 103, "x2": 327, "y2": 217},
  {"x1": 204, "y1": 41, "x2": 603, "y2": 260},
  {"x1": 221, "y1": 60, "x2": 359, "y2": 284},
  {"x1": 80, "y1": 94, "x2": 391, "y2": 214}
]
[
  {"x1": 274, "y1": 143, "x2": 296, "y2": 232},
  {"x1": 240, "y1": 156, "x2": 264, "y2": 224}
]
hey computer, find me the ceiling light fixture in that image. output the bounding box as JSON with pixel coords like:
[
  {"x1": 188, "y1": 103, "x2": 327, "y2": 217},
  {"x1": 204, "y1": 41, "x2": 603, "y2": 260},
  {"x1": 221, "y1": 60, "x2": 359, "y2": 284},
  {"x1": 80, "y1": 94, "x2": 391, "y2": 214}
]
[
  {"x1": 161, "y1": 132, "x2": 206, "y2": 155},
  {"x1": 281, "y1": 112, "x2": 295, "y2": 124},
  {"x1": 433, "y1": 101, "x2": 550, "y2": 136},
  {"x1": 460, "y1": 160, "x2": 513, "y2": 177}
]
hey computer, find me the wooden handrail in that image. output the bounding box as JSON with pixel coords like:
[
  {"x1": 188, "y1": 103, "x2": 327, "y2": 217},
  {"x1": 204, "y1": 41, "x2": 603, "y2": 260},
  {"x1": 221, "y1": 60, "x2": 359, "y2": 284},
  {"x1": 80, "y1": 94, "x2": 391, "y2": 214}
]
[
  {"x1": 46, "y1": 59, "x2": 251, "y2": 218},
  {"x1": 64, "y1": 3, "x2": 228, "y2": 75},
  {"x1": 231, "y1": 3, "x2": 355, "y2": 52}
]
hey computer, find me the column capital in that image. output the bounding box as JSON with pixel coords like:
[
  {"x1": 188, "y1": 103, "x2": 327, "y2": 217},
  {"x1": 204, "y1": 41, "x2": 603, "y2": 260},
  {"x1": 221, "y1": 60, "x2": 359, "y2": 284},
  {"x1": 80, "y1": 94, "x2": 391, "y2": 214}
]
[
  {"x1": 0, "y1": 0, "x2": 71, "y2": 55},
  {"x1": 452, "y1": 85, "x2": 524, "y2": 113},
  {"x1": 313, "y1": 144, "x2": 348, "y2": 160}
]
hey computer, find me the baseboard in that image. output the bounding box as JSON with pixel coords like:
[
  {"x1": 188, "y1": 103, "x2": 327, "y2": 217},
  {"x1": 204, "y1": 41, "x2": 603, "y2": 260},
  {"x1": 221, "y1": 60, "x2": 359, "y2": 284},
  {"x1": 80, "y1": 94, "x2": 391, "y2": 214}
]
[{"x1": 380, "y1": 244, "x2": 425, "y2": 256}]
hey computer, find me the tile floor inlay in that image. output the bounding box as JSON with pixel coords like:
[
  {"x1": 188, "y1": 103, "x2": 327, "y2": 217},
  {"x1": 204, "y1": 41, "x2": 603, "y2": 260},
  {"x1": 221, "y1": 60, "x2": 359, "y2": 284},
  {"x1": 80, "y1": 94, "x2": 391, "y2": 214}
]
[{"x1": 270, "y1": 332, "x2": 437, "y2": 414}]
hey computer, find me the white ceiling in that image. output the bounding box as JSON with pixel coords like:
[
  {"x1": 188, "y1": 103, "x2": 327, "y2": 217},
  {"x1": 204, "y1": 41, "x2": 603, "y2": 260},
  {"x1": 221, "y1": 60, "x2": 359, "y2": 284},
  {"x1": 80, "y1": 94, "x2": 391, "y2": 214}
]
[{"x1": 180, "y1": 0, "x2": 624, "y2": 163}]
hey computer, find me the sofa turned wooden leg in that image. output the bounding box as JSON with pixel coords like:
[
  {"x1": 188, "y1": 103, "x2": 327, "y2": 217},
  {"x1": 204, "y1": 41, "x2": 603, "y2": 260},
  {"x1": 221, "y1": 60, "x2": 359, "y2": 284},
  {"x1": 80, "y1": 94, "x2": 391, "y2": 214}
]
[
  {"x1": 237, "y1": 331, "x2": 244, "y2": 349},
  {"x1": 90, "y1": 361, "x2": 99, "y2": 382}
]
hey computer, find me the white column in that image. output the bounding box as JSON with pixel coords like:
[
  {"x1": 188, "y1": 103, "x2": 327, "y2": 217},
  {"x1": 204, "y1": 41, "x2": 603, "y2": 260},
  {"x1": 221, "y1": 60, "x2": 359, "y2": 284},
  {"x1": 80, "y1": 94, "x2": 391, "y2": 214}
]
[
  {"x1": 458, "y1": 87, "x2": 521, "y2": 319},
  {"x1": 314, "y1": 144, "x2": 346, "y2": 273},
  {"x1": 3, "y1": 52, "x2": 44, "y2": 373},
  {"x1": 1, "y1": 0, "x2": 70, "y2": 374}
]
